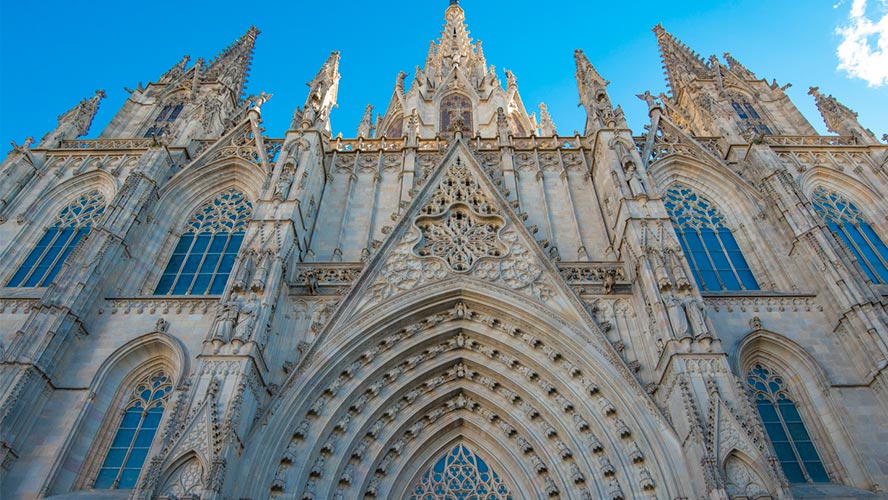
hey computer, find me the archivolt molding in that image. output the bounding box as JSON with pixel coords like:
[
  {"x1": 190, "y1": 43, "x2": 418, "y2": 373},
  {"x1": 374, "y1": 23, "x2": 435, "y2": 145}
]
[
  {"x1": 799, "y1": 167, "x2": 888, "y2": 231},
  {"x1": 246, "y1": 299, "x2": 686, "y2": 500},
  {"x1": 269, "y1": 351, "x2": 658, "y2": 499},
  {"x1": 733, "y1": 330, "x2": 870, "y2": 487}
]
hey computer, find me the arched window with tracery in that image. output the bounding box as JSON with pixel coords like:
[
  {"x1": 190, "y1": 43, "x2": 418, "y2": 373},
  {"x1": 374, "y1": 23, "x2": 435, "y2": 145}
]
[
  {"x1": 409, "y1": 444, "x2": 513, "y2": 500},
  {"x1": 810, "y1": 186, "x2": 888, "y2": 284},
  {"x1": 154, "y1": 188, "x2": 252, "y2": 295},
  {"x1": 7, "y1": 190, "x2": 106, "y2": 287},
  {"x1": 664, "y1": 184, "x2": 758, "y2": 291},
  {"x1": 440, "y1": 94, "x2": 473, "y2": 137},
  {"x1": 94, "y1": 370, "x2": 172, "y2": 489},
  {"x1": 746, "y1": 364, "x2": 829, "y2": 484},
  {"x1": 730, "y1": 95, "x2": 772, "y2": 135}
]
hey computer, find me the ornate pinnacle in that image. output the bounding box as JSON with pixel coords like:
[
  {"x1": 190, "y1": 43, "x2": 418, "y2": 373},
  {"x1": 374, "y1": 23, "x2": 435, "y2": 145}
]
[
  {"x1": 205, "y1": 26, "x2": 261, "y2": 100},
  {"x1": 652, "y1": 24, "x2": 711, "y2": 94}
]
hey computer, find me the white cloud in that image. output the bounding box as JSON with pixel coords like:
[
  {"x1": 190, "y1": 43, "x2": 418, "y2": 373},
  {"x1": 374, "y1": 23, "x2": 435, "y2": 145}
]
[{"x1": 835, "y1": 0, "x2": 888, "y2": 86}]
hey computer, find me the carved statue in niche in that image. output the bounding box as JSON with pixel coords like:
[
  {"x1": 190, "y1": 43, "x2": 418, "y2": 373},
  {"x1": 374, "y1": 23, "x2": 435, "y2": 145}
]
[
  {"x1": 275, "y1": 165, "x2": 293, "y2": 200},
  {"x1": 212, "y1": 293, "x2": 239, "y2": 342},
  {"x1": 303, "y1": 268, "x2": 319, "y2": 295},
  {"x1": 233, "y1": 251, "x2": 255, "y2": 291},
  {"x1": 439, "y1": 93, "x2": 473, "y2": 138},
  {"x1": 665, "y1": 294, "x2": 691, "y2": 339},
  {"x1": 251, "y1": 251, "x2": 271, "y2": 291},
  {"x1": 234, "y1": 293, "x2": 260, "y2": 340},
  {"x1": 496, "y1": 107, "x2": 510, "y2": 143}
]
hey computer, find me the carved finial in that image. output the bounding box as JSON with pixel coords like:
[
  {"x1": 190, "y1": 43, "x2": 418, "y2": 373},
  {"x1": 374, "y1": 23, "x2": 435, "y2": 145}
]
[{"x1": 357, "y1": 104, "x2": 374, "y2": 138}]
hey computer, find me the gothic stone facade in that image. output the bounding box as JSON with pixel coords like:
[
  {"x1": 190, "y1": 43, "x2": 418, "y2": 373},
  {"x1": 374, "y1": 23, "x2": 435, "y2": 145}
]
[{"x1": 2, "y1": 3, "x2": 888, "y2": 500}]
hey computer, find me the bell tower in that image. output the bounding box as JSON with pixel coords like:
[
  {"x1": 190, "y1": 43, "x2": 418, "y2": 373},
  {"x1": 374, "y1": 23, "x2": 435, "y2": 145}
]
[
  {"x1": 653, "y1": 24, "x2": 816, "y2": 140},
  {"x1": 98, "y1": 27, "x2": 260, "y2": 145}
]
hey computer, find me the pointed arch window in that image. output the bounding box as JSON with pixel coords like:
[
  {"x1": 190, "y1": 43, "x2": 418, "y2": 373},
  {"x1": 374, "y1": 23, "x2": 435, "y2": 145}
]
[
  {"x1": 440, "y1": 93, "x2": 473, "y2": 138},
  {"x1": 731, "y1": 97, "x2": 772, "y2": 135},
  {"x1": 7, "y1": 190, "x2": 106, "y2": 287},
  {"x1": 409, "y1": 444, "x2": 513, "y2": 500},
  {"x1": 664, "y1": 184, "x2": 758, "y2": 291},
  {"x1": 94, "y1": 370, "x2": 172, "y2": 489},
  {"x1": 746, "y1": 364, "x2": 829, "y2": 483},
  {"x1": 154, "y1": 189, "x2": 252, "y2": 295},
  {"x1": 810, "y1": 186, "x2": 888, "y2": 284}
]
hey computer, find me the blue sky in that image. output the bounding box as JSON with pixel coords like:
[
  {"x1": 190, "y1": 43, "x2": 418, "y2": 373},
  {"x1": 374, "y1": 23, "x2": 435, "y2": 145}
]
[{"x1": 1, "y1": 1, "x2": 885, "y2": 144}]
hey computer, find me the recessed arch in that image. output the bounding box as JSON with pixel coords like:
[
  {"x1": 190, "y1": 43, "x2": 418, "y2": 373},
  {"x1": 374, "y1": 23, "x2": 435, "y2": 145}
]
[
  {"x1": 236, "y1": 284, "x2": 691, "y2": 500},
  {"x1": 44, "y1": 331, "x2": 187, "y2": 495},
  {"x1": 735, "y1": 330, "x2": 872, "y2": 489}
]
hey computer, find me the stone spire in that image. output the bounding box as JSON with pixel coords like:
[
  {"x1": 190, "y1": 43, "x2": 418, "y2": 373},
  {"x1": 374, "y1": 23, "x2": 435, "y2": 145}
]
[
  {"x1": 538, "y1": 103, "x2": 557, "y2": 136},
  {"x1": 357, "y1": 104, "x2": 374, "y2": 138},
  {"x1": 653, "y1": 24, "x2": 711, "y2": 95},
  {"x1": 37, "y1": 90, "x2": 106, "y2": 148},
  {"x1": 575, "y1": 49, "x2": 621, "y2": 134},
  {"x1": 419, "y1": 0, "x2": 489, "y2": 89},
  {"x1": 296, "y1": 51, "x2": 341, "y2": 133},
  {"x1": 809, "y1": 86, "x2": 879, "y2": 144},
  {"x1": 204, "y1": 26, "x2": 260, "y2": 101}
]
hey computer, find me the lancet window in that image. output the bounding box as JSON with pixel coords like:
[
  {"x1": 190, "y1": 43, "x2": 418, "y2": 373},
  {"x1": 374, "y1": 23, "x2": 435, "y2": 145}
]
[
  {"x1": 731, "y1": 97, "x2": 772, "y2": 135},
  {"x1": 154, "y1": 189, "x2": 252, "y2": 295},
  {"x1": 7, "y1": 190, "x2": 106, "y2": 287},
  {"x1": 810, "y1": 186, "x2": 888, "y2": 284},
  {"x1": 409, "y1": 444, "x2": 513, "y2": 500},
  {"x1": 746, "y1": 364, "x2": 829, "y2": 483},
  {"x1": 94, "y1": 371, "x2": 172, "y2": 489},
  {"x1": 144, "y1": 103, "x2": 184, "y2": 137},
  {"x1": 664, "y1": 184, "x2": 758, "y2": 291}
]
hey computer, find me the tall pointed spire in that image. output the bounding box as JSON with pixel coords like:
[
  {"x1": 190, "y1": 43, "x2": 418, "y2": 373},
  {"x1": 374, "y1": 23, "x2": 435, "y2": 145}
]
[
  {"x1": 653, "y1": 24, "x2": 712, "y2": 95},
  {"x1": 297, "y1": 51, "x2": 341, "y2": 133},
  {"x1": 809, "y1": 87, "x2": 879, "y2": 144},
  {"x1": 205, "y1": 26, "x2": 260, "y2": 101},
  {"x1": 575, "y1": 49, "x2": 621, "y2": 133}
]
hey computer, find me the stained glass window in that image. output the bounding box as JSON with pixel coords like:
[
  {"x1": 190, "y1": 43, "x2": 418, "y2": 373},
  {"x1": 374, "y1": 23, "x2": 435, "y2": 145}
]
[
  {"x1": 810, "y1": 186, "x2": 888, "y2": 284},
  {"x1": 746, "y1": 364, "x2": 829, "y2": 484},
  {"x1": 94, "y1": 371, "x2": 172, "y2": 489},
  {"x1": 664, "y1": 184, "x2": 758, "y2": 291},
  {"x1": 409, "y1": 444, "x2": 513, "y2": 500},
  {"x1": 154, "y1": 189, "x2": 252, "y2": 295},
  {"x1": 440, "y1": 94, "x2": 473, "y2": 138},
  {"x1": 7, "y1": 190, "x2": 106, "y2": 287},
  {"x1": 731, "y1": 98, "x2": 772, "y2": 135}
]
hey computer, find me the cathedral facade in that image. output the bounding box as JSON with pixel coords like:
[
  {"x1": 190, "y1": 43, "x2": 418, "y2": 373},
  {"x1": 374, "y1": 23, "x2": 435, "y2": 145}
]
[{"x1": 2, "y1": 3, "x2": 888, "y2": 499}]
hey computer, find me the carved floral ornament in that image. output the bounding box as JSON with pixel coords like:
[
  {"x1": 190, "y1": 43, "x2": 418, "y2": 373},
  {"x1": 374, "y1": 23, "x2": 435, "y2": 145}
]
[{"x1": 367, "y1": 156, "x2": 553, "y2": 303}]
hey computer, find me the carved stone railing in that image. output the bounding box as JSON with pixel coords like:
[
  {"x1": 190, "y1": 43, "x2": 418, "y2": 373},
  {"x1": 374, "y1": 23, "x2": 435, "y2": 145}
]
[
  {"x1": 291, "y1": 263, "x2": 366, "y2": 289},
  {"x1": 99, "y1": 297, "x2": 219, "y2": 315},
  {"x1": 762, "y1": 135, "x2": 858, "y2": 147},
  {"x1": 57, "y1": 138, "x2": 155, "y2": 150},
  {"x1": 703, "y1": 293, "x2": 821, "y2": 313},
  {"x1": 332, "y1": 135, "x2": 587, "y2": 154},
  {"x1": 557, "y1": 262, "x2": 627, "y2": 283},
  {"x1": 0, "y1": 298, "x2": 39, "y2": 314}
]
